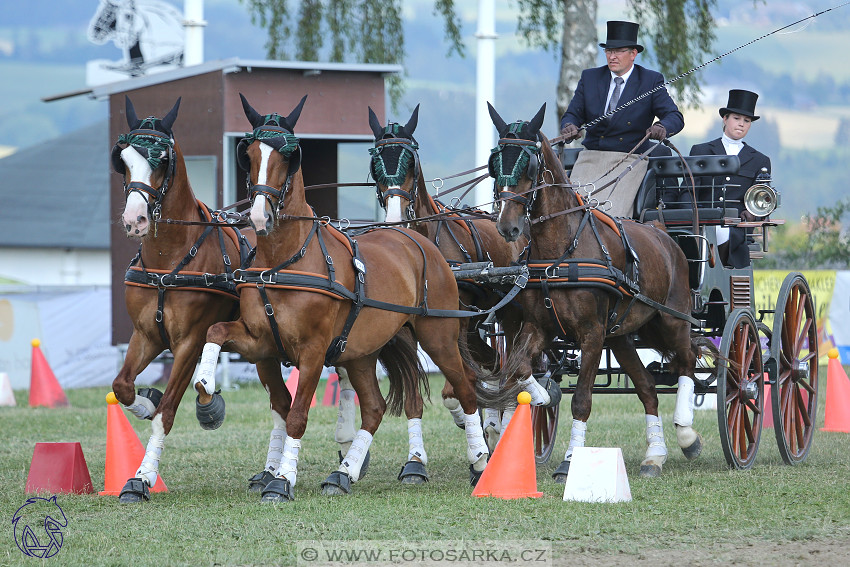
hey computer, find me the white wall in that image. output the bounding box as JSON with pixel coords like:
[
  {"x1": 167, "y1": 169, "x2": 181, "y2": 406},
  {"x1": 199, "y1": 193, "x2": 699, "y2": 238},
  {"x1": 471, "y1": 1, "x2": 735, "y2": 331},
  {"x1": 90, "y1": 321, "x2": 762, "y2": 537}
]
[{"x1": 0, "y1": 247, "x2": 110, "y2": 286}]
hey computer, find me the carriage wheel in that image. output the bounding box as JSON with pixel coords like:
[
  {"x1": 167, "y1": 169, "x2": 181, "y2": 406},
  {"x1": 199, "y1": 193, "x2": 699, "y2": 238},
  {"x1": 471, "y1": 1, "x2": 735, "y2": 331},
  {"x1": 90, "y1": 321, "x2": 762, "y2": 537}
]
[
  {"x1": 717, "y1": 309, "x2": 764, "y2": 470},
  {"x1": 531, "y1": 403, "x2": 559, "y2": 464},
  {"x1": 769, "y1": 273, "x2": 818, "y2": 465}
]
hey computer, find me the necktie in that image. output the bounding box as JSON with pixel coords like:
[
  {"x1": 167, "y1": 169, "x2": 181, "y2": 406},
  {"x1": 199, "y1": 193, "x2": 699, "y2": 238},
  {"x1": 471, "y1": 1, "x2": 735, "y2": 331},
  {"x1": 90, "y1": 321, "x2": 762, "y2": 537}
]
[{"x1": 607, "y1": 77, "x2": 624, "y2": 114}]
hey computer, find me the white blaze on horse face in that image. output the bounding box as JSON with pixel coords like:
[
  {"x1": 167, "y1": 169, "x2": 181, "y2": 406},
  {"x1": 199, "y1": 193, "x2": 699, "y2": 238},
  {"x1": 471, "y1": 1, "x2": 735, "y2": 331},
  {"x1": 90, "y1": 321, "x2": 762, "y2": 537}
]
[
  {"x1": 121, "y1": 146, "x2": 154, "y2": 236},
  {"x1": 249, "y1": 143, "x2": 275, "y2": 232},
  {"x1": 384, "y1": 191, "x2": 404, "y2": 224}
]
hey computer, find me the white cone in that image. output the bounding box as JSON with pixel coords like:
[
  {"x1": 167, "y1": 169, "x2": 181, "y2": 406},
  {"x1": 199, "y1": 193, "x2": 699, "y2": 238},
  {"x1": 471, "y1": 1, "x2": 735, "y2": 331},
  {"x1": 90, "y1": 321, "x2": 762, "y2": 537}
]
[
  {"x1": 563, "y1": 447, "x2": 632, "y2": 503},
  {"x1": 0, "y1": 372, "x2": 16, "y2": 407}
]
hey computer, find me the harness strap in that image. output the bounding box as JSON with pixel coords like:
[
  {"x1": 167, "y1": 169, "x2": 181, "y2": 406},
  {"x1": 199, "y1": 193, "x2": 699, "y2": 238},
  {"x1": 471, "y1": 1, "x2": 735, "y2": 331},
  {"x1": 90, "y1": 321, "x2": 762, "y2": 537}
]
[{"x1": 257, "y1": 283, "x2": 290, "y2": 364}]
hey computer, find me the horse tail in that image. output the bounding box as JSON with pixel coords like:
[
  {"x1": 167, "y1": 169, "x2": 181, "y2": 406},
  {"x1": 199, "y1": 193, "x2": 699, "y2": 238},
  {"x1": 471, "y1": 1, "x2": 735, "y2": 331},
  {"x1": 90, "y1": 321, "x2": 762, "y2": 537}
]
[
  {"x1": 690, "y1": 335, "x2": 724, "y2": 382},
  {"x1": 460, "y1": 332, "x2": 526, "y2": 410},
  {"x1": 377, "y1": 325, "x2": 428, "y2": 417}
]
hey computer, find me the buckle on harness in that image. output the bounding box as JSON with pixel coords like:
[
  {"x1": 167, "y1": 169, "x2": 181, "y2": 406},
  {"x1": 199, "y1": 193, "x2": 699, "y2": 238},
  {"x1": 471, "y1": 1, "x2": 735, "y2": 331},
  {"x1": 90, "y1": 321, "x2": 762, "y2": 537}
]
[
  {"x1": 515, "y1": 272, "x2": 529, "y2": 289},
  {"x1": 544, "y1": 297, "x2": 553, "y2": 309},
  {"x1": 265, "y1": 303, "x2": 275, "y2": 316},
  {"x1": 155, "y1": 309, "x2": 163, "y2": 323},
  {"x1": 353, "y1": 258, "x2": 366, "y2": 274},
  {"x1": 204, "y1": 273, "x2": 214, "y2": 286},
  {"x1": 232, "y1": 269, "x2": 245, "y2": 283},
  {"x1": 260, "y1": 270, "x2": 274, "y2": 285},
  {"x1": 544, "y1": 265, "x2": 558, "y2": 279}
]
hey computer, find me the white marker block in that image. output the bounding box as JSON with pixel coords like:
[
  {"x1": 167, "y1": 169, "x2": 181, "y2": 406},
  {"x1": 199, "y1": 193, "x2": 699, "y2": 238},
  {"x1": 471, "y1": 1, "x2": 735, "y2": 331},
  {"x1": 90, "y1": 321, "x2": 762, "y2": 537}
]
[
  {"x1": 0, "y1": 372, "x2": 16, "y2": 407},
  {"x1": 693, "y1": 392, "x2": 717, "y2": 410},
  {"x1": 563, "y1": 447, "x2": 632, "y2": 503}
]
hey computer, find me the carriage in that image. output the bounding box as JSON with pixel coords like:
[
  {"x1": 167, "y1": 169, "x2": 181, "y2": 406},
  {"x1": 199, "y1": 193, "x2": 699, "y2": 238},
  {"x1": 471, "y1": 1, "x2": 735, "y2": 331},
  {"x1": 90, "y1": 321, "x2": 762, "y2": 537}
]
[{"x1": 453, "y1": 142, "x2": 818, "y2": 472}]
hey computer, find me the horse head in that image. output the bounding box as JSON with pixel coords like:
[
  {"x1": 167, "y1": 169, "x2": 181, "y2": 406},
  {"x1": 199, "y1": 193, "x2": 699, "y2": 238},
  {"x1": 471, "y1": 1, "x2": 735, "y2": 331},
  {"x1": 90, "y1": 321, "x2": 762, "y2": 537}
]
[
  {"x1": 368, "y1": 104, "x2": 421, "y2": 223},
  {"x1": 487, "y1": 102, "x2": 546, "y2": 242},
  {"x1": 112, "y1": 95, "x2": 181, "y2": 237},
  {"x1": 238, "y1": 93, "x2": 307, "y2": 235}
]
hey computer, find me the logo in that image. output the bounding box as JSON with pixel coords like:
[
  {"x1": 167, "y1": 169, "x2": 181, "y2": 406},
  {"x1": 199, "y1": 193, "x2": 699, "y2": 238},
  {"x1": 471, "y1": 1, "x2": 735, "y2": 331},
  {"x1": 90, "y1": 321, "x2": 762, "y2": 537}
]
[{"x1": 12, "y1": 496, "x2": 67, "y2": 559}]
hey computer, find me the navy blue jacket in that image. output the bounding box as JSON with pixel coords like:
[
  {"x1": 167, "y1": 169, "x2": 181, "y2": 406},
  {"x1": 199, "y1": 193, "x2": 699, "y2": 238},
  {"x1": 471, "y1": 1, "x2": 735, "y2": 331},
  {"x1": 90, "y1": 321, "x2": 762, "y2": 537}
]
[{"x1": 561, "y1": 64, "x2": 684, "y2": 154}]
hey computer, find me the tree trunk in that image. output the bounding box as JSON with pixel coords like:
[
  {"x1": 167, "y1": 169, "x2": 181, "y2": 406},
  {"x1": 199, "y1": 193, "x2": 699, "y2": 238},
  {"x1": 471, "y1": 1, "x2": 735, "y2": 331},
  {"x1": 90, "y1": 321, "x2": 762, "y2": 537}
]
[{"x1": 557, "y1": 0, "x2": 598, "y2": 128}]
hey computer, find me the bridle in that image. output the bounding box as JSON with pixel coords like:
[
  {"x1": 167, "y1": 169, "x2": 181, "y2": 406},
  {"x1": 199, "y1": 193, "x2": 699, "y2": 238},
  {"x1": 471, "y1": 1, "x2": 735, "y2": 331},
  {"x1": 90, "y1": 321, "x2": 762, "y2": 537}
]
[
  {"x1": 489, "y1": 121, "x2": 543, "y2": 218},
  {"x1": 238, "y1": 124, "x2": 302, "y2": 220},
  {"x1": 112, "y1": 124, "x2": 177, "y2": 230},
  {"x1": 369, "y1": 123, "x2": 421, "y2": 220}
]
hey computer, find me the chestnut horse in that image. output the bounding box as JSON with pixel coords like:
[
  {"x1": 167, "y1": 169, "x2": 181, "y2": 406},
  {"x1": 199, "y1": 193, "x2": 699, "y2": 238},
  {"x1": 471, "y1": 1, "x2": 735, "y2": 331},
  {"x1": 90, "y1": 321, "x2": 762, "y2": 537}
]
[
  {"x1": 359, "y1": 105, "x2": 554, "y2": 480},
  {"x1": 110, "y1": 97, "x2": 281, "y2": 502},
  {"x1": 198, "y1": 95, "x2": 506, "y2": 502},
  {"x1": 488, "y1": 103, "x2": 709, "y2": 480}
]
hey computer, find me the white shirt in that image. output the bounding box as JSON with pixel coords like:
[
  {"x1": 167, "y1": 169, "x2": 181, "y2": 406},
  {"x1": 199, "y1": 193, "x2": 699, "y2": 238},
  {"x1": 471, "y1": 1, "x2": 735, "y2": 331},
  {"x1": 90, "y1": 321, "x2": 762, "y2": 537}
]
[
  {"x1": 721, "y1": 133, "x2": 745, "y2": 156},
  {"x1": 605, "y1": 66, "x2": 635, "y2": 111}
]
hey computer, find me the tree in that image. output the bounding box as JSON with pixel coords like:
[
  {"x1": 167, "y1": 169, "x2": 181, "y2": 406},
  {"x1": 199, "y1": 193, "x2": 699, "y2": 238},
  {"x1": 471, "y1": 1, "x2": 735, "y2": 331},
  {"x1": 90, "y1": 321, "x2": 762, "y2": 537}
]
[
  {"x1": 516, "y1": 0, "x2": 717, "y2": 121},
  {"x1": 240, "y1": 0, "x2": 464, "y2": 107},
  {"x1": 761, "y1": 197, "x2": 850, "y2": 269}
]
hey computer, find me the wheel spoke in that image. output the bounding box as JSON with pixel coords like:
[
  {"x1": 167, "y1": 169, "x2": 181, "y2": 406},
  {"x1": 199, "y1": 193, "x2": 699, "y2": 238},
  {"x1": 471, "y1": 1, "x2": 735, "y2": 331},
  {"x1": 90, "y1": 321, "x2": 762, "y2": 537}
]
[{"x1": 795, "y1": 386, "x2": 812, "y2": 428}]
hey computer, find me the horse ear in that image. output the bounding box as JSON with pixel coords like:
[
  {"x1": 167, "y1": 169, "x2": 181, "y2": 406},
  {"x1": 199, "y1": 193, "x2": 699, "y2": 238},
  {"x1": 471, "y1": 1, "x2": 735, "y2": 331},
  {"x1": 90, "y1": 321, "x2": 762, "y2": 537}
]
[
  {"x1": 125, "y1": 95, "x2": 140, "y2": 129},
  {"x1": 161, "y1": 97, "x2": 181, "y2": 133},
  {"x1": 368, "y1": 107, "x2": 383, "y2": 139},
  {"x1": 528, "y1": 103, "x2": 546, "y2": 134},
  {"x1": 240, "y1": 93, "x2": 265, "y2": 128},
  {"x1": 284, "y1": 94, "x2": 308, "y2": 130},
  {"x1": 487, "y1": 102, "x2": 507, "y2": 136},
  {"x1": 403, "y1": 104, "x2": 420, "y2": 136}
]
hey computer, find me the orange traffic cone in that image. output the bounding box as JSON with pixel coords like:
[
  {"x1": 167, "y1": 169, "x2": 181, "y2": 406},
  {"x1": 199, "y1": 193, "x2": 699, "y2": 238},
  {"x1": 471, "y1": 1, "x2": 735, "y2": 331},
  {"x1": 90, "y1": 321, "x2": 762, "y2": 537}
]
[
  {"x1": 472, "y1": 392, "x2": 543, "y2": 499},
  {"x1": 28, "y1": 339, "x2": 69, "y2": 408},
  {"x1": 821, "y1": 348, "x2": 850, "y2": 433},
  {"x1": 99, "y1": 393, "x2": 167, "y2": 495},
  {"x1": 0, "y1": 371, "x2": 16, "y2": 407},
  {"x1": 286, "y1": 368, "x2": 316, "y2": 408},
  {"x1": 763, "y1": 380, "x2": 774, "y2": 429},
  {"x1": 322, "y1": 372, "x2": 341, "y2": 406},
  {"x1": 25, "y1": 442, "x2": 94, "y2": 494}
]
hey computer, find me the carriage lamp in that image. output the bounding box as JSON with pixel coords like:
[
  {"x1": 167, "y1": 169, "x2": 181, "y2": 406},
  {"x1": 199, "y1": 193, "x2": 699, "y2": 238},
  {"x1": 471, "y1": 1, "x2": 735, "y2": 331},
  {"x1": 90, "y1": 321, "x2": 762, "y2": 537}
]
[{"x1": 744, "y1": 168, "x2": 780, "y2": 217}]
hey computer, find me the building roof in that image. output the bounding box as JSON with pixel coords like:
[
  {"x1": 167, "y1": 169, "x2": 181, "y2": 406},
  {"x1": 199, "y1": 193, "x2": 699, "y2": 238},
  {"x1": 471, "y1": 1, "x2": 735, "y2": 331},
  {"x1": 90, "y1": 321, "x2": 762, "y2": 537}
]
[
  {"x1": 0, "y1": 121, "x2": 110, "y2": 249},
  {"x1": 44, "y1": 58, "x2": 404, "y2": 102}
]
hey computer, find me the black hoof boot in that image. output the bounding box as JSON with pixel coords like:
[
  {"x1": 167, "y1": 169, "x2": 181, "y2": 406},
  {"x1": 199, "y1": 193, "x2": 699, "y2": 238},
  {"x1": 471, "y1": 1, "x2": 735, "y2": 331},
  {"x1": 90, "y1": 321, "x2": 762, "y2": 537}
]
[
  {"x1": 247, "y1": 470, "x2": 275, "y2": 493},
  {"x1": 196, "y1": 391, "x2": 225, "y2": 430},
  {"x1": 137, "y1": 388, "x2": 163, "y2": 417},
  {"x1": 540, "y1": 377, "x2": 562, "y2": 409},
  {"x1": 321, "y1": 471, "x2": 352, "y2": 496},
  {"x1": 338, "y1": 449, "x2": 370, "y2": 480},
  {"x1": 398, "y1": 460, "x2": 429, "y2": 484},
  {"x1": 118, "y1": 477, "x2": 150, "y2": 503},
  {"x1": 469, "y1": 464, "x2": 484, "y2": 487},
  {"x1": 681, "y1": 435, "x2": 703, "y2": 460},
  {"x1": 261, "y1": 477, "x2": 294, "y2": 503},
  {"x1": 552, "y1": 459, "x2": 571, "y2": 484}
]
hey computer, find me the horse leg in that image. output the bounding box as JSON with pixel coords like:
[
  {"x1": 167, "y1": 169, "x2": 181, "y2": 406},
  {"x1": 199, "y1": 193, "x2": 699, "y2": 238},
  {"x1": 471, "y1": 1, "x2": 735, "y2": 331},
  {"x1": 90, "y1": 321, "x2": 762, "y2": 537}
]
[
  {"x1": 321, "y1": 357, "x2": 384, "y2": 496},
  {"x1": 332, "y1": 367, "x2": 373, "y2": 480},
  {"x1": 553, "y1": 329, "x2": 605, "y2": 484},
  {"x1": 262, "y1": 357, "x2": 324, "y2": 503},
  {"x1": 112, "y1": 332, "x2": 162, "y2": 420},
  {"x1": 248, "y1": 358, "x2": 291, "y2": 493},
  {"x1": 608, "y1": 337, "x2": 668, "y2": 478},
  {"x1": 118, "y1": 338, "x2": 201, "y2": 503},
  {"x1": 415, "y1": 320, "x2": 489, "y2": 485}
]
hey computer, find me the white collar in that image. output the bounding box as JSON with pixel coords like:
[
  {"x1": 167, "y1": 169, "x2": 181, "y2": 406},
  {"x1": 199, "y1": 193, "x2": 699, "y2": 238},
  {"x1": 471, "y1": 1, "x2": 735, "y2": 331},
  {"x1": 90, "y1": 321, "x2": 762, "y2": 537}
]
[{"x1": 721, "y1": 134, "x2": 745, "y2": 155}]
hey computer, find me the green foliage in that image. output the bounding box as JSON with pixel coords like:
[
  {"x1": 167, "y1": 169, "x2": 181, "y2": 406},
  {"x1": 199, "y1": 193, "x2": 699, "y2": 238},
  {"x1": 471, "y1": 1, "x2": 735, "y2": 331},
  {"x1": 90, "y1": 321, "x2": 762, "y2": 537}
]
[{"x1": 759, "y1": 197, "x2": 850, "y2": 269}]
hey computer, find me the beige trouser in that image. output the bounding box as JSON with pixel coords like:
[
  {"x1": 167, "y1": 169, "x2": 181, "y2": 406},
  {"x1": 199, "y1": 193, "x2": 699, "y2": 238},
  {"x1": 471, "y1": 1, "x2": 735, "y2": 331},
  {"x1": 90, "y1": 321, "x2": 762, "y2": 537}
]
[{"x1": 568, "y1": 149, "x2": 649, "y2": 218}]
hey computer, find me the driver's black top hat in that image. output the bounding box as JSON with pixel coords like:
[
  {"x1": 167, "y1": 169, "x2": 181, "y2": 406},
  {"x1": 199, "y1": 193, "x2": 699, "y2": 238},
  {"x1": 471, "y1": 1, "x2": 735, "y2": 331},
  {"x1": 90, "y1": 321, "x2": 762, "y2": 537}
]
[{"x1": 599, "y1": 21, "x2": 644, "y2": 53}]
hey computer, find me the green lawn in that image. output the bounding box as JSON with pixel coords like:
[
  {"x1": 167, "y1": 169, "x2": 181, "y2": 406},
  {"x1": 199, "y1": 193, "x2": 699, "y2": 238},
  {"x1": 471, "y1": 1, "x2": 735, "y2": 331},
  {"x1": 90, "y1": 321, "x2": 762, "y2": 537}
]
[{"x1": 2, "y1": 369, "x2": 849, "y2": 566}]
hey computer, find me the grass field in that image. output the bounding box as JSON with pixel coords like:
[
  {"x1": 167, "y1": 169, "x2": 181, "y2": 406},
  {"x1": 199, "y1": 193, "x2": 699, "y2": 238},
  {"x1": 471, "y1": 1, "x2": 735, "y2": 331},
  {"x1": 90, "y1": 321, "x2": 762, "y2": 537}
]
[{"x1": 2, "y1": 369, "x2": 850, "y2": 566}]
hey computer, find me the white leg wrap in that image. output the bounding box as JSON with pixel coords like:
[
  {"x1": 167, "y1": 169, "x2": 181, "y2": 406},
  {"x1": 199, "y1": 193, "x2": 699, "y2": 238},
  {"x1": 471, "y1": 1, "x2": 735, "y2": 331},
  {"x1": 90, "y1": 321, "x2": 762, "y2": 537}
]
[
  {"x1": 482, "y1": 407, "x2": 501, "y2": 433},
  {"x1": 564, "y1": 419, "x2": 587, "y2": 461},
  {"x1": 644, "y1": 415, "x2": 668, "y2": 461},
  {"x1": 264, "y1": 411, "x2": 287, "y2": 473},
  {"x1": 520, "y1": 376, "x2": 551, "y2": 406},
  {"x1": 500, "y1": 407, "x2": 515, "y2": 434},
  {"x1": 674, "y1": 376, "x2": 695, "y2": 427},
  {"x1": 340, "y1": 430, "x2": 373, "y2": 482},
  {"x1": 442, "y1": 397, "x2": 466, "y2": 428},
  {"x1": 123, "y1": 393, "x2": 156, "y2": 420},
  {"x1": 406, "y1": 418, "x2": 427, "y2": 464},
  {"x1": 136, "y1": 414, "x2": 166, "y2": 487},
  {"x1": 464, "y1": 412, "x2": 489, "y2": 471},
  {"x1": 194, "y1": 343, "x2": 221, "y2": 395},
  {"x1": 335, "y1": 387, "x2": 357, "y2": 454},
  {"x1": 275, "y1": 436, "x2": 301, "y2": 486}
]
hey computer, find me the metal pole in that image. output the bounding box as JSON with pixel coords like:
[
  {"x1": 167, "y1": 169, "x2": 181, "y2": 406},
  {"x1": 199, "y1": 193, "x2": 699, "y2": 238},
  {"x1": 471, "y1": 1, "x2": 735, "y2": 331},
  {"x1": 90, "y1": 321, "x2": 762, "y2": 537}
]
[
  {"x1": 474, "y1": 0, "x2": 497, "y2": 211},
  {"x1": 183, "y1": 0, "x2": 206, "y2": 67}
]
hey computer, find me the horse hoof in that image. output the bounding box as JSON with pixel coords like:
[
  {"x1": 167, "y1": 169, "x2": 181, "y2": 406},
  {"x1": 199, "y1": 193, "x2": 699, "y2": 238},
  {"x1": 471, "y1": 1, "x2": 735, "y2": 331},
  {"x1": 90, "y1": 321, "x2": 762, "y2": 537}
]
[
  {"x1": 469, "y1": 464, "x2": 484, "y2": 487},
  {"x1": 247, "y1": 470, "x2": 275, "y2": 493},
  {"x1": 398, "y1": 460, "x2": 429, "y2": 484},
  {"x1": 196, "y1": 391, "x2": 225, "y2": 430},
  {"x1": 321, "y1": 471, "x2": 352, "y2": 496},
  {"x1": 261, "y1": 478, "x2": 294, "y2": 503},
  {"x1": 118, "y1": 477, "x2": 150, "y2": 503},
  {"x1": 541, "y1": 377, "x2": 562, "y2": 409},
  {"x1": 552, "y1": 459, "x2": 571, "y2": 484},
  {"x1": 338, "y1": 449, "x2": 370, "y2": 480},
  {"x1": 137, "y1": 387, "x2": 163, "y2": 416},
  {"x1": 681, "y1": 434, "x2": 703, "y2": 460},
  {"x1": 640, "y1": 463, "x2": 663, "y2": 478}
]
